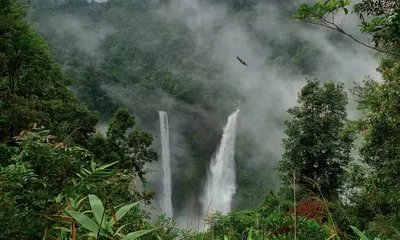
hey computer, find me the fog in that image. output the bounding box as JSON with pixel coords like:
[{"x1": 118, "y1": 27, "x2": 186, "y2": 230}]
[{"x1": 31, "y1": 0, "x2": 381, "y2": 231}]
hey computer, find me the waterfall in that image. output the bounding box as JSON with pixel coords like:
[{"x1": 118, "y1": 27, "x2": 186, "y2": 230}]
[
  {"x1": 158, "y1": 110, "x2": 173, "y2": 218},
  {"x1": 201, "y1": 108, "x2": 240, "y2": 220}
]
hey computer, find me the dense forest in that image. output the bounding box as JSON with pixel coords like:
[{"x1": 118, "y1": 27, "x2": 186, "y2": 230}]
[{"x1": 2, "y1": 0, "x2": 400, "y2": 239}]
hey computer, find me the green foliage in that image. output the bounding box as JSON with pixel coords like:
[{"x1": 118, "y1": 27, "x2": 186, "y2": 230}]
[
  {"x1": 91, "y1": 107, "x2": 158, "y2": 181},
  {"x1": 58, "y1": 194, "x2": 157, "y2": 239},
  {"x1": 294, "y1": 0, "x2": 351, "y2": 20},
  {"x1": 344, "y1": 59, "x2": 400, "y2": 239},
  {"x1": 359, "y1": 12, "x2": 400, "y2": 49},
  {"x1": 0, "y1": 124, "x2": 162, "y2": 239},
  {"x1": 349, "y1": 225, "x2": 400, "y2": 240},
  {"x1": 279, "y1": 78, "x2": 355, "y2": 199},
  {"x1": 354, "y1": 0, "x2": 400, "y2": 49},
  {"x1": 291, "y1": 0, "x2": 400, "y2": 237},
  {"x1": 0, "y1": 112, "x2": 160, "y2": 239},
  {"x1": 293, "y1": 0, "x2": 400, "y2": 54},
  {"x1": 0, "y1": 0, "x2": 99, "y2": 143},
  {"x1": 0, "y1": 125, "x2": 96, "y2": 239},
  {"x1": 6, "y1": 0, "x2": 400, "y2": 238},
  {"x1": 205, "y1": 212, "x2": 330, "y2": 239},
  {"x1": 257, "y1": 190, "x2": 281, "y2": 216},
  {"x1": 198, "y1": 189, "x2": 333, "y2": 239}
]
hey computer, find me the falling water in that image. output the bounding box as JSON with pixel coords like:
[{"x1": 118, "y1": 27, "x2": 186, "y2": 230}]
[
  {"x1": 201, "y1": 108, "x2": 240, "y2": 220},
  {"x1": 158, "y1": 110, "x2": 173, "y2": 218}
]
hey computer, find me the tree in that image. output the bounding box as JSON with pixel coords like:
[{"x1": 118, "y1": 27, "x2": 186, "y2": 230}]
[
  {"x1": 90, "y1": 107, "x2": 158, "y2": 181},
  {"x1": 0, "y1": 0, "x2": 99, "y2": 143},
  {"x1": 1, "y1": 110, "x2": 159, "y2": 239},
  {"x1": 292, "y1": 0, "x2": 400, "y2": 237},
  {"x1": 278, "y1": 78, "x2": 355, "y2": 199},
  {"x1": 0, "y1": 124, "x2": 105, "y2": 239},
  {"x1": 349, "y1": 59, "x2": 400, "y2": 221},
  {"x1": 292, "y1": 0, "x2": 400, "y2": 56}
]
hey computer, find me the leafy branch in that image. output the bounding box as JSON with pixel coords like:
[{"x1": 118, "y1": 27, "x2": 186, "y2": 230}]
[{"x1": 293, "y1": 0, "x2": 400, "y2": 56}]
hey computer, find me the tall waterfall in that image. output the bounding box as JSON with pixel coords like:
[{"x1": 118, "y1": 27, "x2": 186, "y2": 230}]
[
  {"x1": 201, "y1": 108, "x2": 240, "y2": 219},
  {"x1": 158, "y1": 110, "x2": 173, "y2": 218}
]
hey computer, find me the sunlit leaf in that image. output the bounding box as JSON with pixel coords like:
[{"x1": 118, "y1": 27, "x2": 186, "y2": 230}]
[{"x1": 88, "y1": 195, "x2": 105, "y2": 226}]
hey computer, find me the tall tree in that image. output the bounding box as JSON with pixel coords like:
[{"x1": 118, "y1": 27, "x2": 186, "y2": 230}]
[
  {"x1": 0, "y1": 0, "x2": 98, "y2": 143},
  {"x1": 350, "y1": 59, "x2": 400, "y2": 218},
  {"x1": 90, "y1": 107, "x2": 158, "y2": 181},
  {"x1": 278, "y1": 78, "x2": 355, "y2": 199}
]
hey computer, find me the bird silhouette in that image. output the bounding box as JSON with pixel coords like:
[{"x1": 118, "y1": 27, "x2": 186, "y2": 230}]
[
  {"x1": 173, "y1": 143, "x2": 185, "y2": 149},
  {"x1": 237, "y1": 56, "x2": 248, "y2": 66}
]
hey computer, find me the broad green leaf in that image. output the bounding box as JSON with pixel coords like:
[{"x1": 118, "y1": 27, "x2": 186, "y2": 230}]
[
  {"x1": 96, "y1": 161, "x2": 119, "y2": 170},
  {"x1": 66, "y1": 210, "x2": 100, "y2": 236},
  {"x1": 88, "y1": 195, "x2": 105, "y2": 226},
  {"x1": 224, "y1": 236, "x2": 228, "y2": 240},
  {"x1": 350, "y1": 226, "x2": 369, "y2": 240},
  {"x1": 121, "y1": 229, "x2": 157, "y2": 240},
  {"x1": 107, "y1": 201, "x2": 140, "y2": 228},
  {"x1": 343, "y1": 8, "x2": 348, "y2": 15}
]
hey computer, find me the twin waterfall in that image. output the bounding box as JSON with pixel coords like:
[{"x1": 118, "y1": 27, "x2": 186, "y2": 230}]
[
  {"x1": 202, "y1": 108, "x2": 240, "y2": 217},
  {"x1": 157, "y1": 108, "x2": 240, "y2": 222},
  {"x1": 158, "y1": 110, "x2": 173, "y2": 218}
]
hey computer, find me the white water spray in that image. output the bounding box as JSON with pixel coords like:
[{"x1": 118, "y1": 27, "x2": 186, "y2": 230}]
[
  {"x1": 158, "y1": 110, "x2": 173, "y2": 218},
  {"x1": 201, "y1": 108, "x2": 240, "y2": 220}
]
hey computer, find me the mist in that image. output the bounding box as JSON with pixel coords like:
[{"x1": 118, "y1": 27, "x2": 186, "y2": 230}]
[
  {"x1": 153, "y1": 0, "x2": 379, "y2": 220},
  {"x1": 30, "y1": 0, "x2": 381, "y2": 231}
]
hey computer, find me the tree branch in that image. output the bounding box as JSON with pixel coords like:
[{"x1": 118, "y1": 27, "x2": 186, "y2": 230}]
[{"x1": 300, "y1": 18, "x2": 400, "y2": 56}]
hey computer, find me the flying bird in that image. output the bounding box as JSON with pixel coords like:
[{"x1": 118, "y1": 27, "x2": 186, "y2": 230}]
[
  {"x1": 237, "y1": 56, "x2": 248, "y2": 66},
  {"x1": 173, "y1": 143, "x2": 185, "y2": 149}
]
